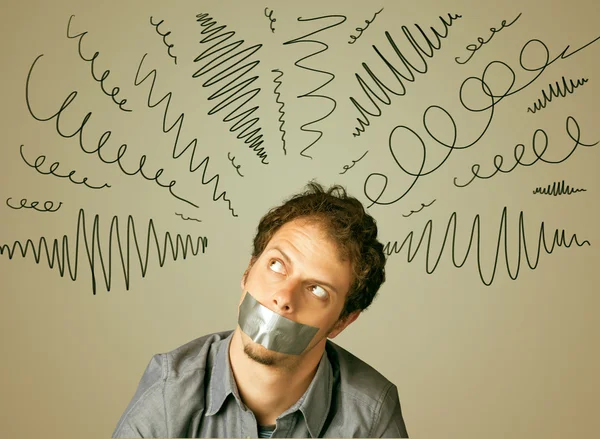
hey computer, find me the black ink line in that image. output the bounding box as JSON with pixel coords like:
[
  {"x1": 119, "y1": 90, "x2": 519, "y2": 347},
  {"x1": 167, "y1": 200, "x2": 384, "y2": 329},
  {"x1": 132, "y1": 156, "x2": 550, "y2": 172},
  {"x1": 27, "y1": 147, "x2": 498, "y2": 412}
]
[
  {"x1": 6, "y1": 197, "x2": 62, "y2": 212},
  {"x1": 363, "y1": 35, "x2": 599, "y2": 208},
  {"x1": 19, "y1": 144, "x2": 111, "y2": 189},
  {"x1": 349, "y1": 13, "x2": 462, "y2": 137},
  {"x1": 133, "y1": 53, "x2": 237, "y2": 217},
  {"x1": 533, "y1": 180, "x2": 587, "y2": 196},
  {"x1": 454, "y1": 116, "x2": 598, "y2": 188},
  {"x1": 25, "y1": 54, "x2": 196, "y2": 208},
  {"x1": 66, "y1": 15, "x2": 132, "y2": 112},
  {"x1": 348, "y1": 8, "x2": 384, "y2": 44},
  {"x1": 193, "y1": 13, "x2": 269, "y2": 165},
  {"x1": 455, "y1": 13, "x2": 521, "y2": 65},
  {"x1": 402, "y1": 199, "x2": 436, "y2": 218},
  {"x1": 150, "y1": 16, "x2": 178, "y2": 65},
  {"x1": 264, "y1": 8, "x2": 276, "y2": 33},
  {"x1": 340, "y1": 150, "x2": 369, "y2": 174},
  {"x1": 175, "y1": 212, "x2": 202, "y2": 222},
  {"x1": 0, "y1": 209, "x2": 208, "y2": 295},
  {"x1": 227, "y1": 152, "x2": 244, "y2": 177},
  {"x1": 283, "y1": 14, "x2": 347, "y2": 158},
  {"x1": 527, "y1": 76, "x2": 589, "y2": 114},
  {"x1": 271, "y1": 69, "x2": 288, "y2": 155},
  {"x1": 384, "y1": 206, "x2": 590, "y2": 286}
]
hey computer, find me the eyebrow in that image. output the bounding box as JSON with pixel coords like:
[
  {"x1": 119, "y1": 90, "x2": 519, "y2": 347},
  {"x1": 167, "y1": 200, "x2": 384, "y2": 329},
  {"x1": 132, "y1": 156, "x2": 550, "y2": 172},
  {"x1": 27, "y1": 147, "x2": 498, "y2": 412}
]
[{"x1": 270, "y1": 246, "x2": 340, "y2": 296}]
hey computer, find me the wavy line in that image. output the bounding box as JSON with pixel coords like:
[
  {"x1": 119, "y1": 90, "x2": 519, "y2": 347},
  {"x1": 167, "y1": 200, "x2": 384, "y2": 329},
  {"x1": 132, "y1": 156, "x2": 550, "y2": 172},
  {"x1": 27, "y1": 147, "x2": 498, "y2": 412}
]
[
  {"x1": 527, "y1": 76, "x2": 589, "y2": 114},
  {"x1": 533, "y1": 180, "x2": 587, "y2": 196},
  {"x1": 193, "y1": 12, "x2": 269, "y2": 165},
  {"x1": 453, "y1": 116, "x2": 598, "y2": 188},
  {"x1": 150, "y1": 16, "x2": 178, "y2": 64},
  {"x1": 384, "y1": 206, "x2": 590, "y2": 286},
  {"x1": 0, "y1": 209, "x2": 208, "y2": 294},
  {"x1": 283, "y1": 14, "x2": 347, "y2": 158},
  {"x1": 402, "y1": 199, "x2": 436, "y2": 218},
  {"x1": 349, "y1": 13, "x2": 462, "y2": 137},
  {"x1": 339, "y1": 150, "x2": 368, "y2": 174},
  {"x1": 6, "y1": 197, "x2": 62, "y2": 212},
  {"x1": 133, "y1": 54, "x2": 237, "y2": 217},
  {"x1": 227, "y1": 151, "x2": 244, "y2": 177},
  {"x1": 348, "y1": 8, "x2": 384, "y2": 44},
  {"x1": 175, "y1": 212, "x2": 202, "y2": 222},
  {"x1": 265, "y1": 8, "x2": 276, "y2": 33},
  {"x1": 19, "y1": 144, "x2": 111, "y2": 189},
  {"x1": 271, "y1": 69, "x2": 287, "y2": 155}
]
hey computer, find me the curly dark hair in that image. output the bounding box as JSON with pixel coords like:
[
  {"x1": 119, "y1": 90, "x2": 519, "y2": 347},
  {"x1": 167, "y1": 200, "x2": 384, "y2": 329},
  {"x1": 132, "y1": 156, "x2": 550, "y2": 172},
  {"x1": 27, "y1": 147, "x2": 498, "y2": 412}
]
[{"x1": 251, "y1": 181, "x2": 386, "y2": 322}]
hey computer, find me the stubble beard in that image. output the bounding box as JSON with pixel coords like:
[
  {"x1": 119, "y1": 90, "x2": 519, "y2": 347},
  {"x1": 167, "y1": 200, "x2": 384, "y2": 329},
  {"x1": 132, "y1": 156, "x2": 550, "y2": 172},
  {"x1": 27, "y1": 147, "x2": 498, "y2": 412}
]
[
  {"x1": 241, "y1": 328, "x2": 333, "y2": 371},
  {"x1": 243, "y1": 342, "x2": 280, "y2": 367}
]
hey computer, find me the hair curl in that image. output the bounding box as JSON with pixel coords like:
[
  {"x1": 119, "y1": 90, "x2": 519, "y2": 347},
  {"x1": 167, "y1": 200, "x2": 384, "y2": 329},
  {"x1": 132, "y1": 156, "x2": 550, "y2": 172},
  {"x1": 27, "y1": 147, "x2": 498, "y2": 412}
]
[{"x1": 251, "y1": 181, "x2": 386, "y2": 321}]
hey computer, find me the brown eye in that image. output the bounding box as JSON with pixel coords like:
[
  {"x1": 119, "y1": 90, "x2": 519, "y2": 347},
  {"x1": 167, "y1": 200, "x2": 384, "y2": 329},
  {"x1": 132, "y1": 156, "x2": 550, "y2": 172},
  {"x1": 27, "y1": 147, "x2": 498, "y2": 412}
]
[
  {"x1": 309, "y1": 285, "x2": 328, "y2": 299},
  {"x1": 269, "y1": 259, "x2": 285, "y2": 274}
]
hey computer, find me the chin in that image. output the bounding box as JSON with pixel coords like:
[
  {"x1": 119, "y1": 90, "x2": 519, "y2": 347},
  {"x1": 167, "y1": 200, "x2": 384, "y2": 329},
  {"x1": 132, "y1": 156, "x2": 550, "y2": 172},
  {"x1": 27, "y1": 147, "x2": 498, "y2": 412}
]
[{"x1": 243, "y1": 342, "x2": 283, "y2": 366}]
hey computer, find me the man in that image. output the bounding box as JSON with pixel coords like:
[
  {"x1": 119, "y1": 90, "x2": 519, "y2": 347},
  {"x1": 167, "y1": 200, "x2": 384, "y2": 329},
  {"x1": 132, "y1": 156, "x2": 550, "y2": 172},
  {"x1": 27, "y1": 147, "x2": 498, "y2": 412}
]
[{"x1": 112, "y1": 182, "x2": 409, "y2": 438}]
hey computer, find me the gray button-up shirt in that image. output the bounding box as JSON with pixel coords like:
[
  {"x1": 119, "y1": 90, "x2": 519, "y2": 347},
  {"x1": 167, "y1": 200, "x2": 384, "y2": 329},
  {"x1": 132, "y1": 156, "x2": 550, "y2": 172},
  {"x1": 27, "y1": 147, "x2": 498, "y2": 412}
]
[{"x1": 112, "y1": 330, "x2": 408, "y2": 438}]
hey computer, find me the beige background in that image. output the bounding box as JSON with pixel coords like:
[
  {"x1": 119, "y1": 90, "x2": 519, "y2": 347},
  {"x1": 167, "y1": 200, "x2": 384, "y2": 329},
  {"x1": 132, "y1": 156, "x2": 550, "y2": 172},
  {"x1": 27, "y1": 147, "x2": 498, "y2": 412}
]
[{"x1": 1, "y1": 0, "x2": 599, "y2": 438}]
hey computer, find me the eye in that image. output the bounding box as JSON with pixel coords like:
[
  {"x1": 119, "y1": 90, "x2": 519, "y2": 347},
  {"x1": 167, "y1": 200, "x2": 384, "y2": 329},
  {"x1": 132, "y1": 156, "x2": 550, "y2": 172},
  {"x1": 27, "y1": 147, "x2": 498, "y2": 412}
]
[
  {"x1": 268, "y1": 259, "x2": 286, "y2": 274},
  {"x1": 309, "y1": 285, "x2": 328, "y2": 299}
]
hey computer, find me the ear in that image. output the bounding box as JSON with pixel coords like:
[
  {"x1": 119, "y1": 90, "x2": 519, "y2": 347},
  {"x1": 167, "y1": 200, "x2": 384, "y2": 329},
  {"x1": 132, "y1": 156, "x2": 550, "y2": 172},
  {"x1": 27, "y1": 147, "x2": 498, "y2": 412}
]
[
  {"x1": 327, "y1": 310, "x2": 361, "y2": 339},
  {"x1": 240, "y1": 256, "x2": 257, "y2": 290}
]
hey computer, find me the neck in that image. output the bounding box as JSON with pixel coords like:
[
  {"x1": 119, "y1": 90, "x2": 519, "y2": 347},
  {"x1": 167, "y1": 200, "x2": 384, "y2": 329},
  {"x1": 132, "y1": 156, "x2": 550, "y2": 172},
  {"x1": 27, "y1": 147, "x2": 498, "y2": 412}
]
[{"x1": 228, "y1": 327, "x2": 325, "y2": 425}]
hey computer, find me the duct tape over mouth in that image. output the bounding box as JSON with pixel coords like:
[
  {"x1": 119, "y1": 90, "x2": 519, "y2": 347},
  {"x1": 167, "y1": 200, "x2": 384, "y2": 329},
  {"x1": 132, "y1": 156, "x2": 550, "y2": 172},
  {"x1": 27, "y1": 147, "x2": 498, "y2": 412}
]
[{"x1": 238, "y1": 292, "x2": 320, "y2": 355}]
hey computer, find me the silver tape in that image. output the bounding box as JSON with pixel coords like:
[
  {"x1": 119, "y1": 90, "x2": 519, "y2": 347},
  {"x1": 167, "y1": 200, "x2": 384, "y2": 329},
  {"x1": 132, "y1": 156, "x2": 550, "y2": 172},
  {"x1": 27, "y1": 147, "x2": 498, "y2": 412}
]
[{"x1": 238, "y1": 292, "x2": 320, "y2": 355}]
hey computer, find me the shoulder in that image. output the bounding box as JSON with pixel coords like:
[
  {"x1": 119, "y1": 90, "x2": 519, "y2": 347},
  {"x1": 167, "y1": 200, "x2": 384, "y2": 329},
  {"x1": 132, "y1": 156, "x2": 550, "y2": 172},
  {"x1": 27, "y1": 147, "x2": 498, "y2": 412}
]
[
  {"x1": 162, "y1": 329, "x2": 234, "y2": 378},
  {"x1": 112, "y1": 330, "x2": 234, "y2": 438},
  {"x1": 325, "y1": 339, "x2": 394, "y2": 404},
  {"x1": 324, "y1": 340, "x2": 408, "y2": 437}
]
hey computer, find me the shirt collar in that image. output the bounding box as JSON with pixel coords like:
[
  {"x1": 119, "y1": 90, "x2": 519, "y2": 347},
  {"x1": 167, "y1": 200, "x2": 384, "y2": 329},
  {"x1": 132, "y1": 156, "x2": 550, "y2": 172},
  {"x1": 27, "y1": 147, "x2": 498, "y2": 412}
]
[
  {"x1": 205, "y1": 331, "x2": 239, "y2": 416},
  {"x1": 205, "y1": 331, "x2": 334, "y2": 438},
  {"x1": 276, "y1": 348, "x2": 333, "y2": 438}
]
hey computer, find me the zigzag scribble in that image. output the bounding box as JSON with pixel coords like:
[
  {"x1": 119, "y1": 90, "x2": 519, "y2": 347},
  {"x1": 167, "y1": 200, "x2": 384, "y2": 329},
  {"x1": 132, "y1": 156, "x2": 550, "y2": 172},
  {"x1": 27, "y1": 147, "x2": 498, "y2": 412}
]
[
  {"x1": 193, "y1": 12, "x2": 269, "y2": 164},
  {"x1": 527, "y1": 76, "x2": 589, "y2": 114},
  {"x1": 134, "y1": 54, "x2": 238, "y2": 217},
  {"x1": 0, "y1": 209, "x2": 208, "y2": 294},
  {"x1": 271, "y1": 69, "x2": 288, "y2": 155},
  {"x1": 384, "y1": 207, "x2": 590, "y2": 285},
  {"x1": 533, "y1": 180, "x2": 587, "y2": 196},
  {"x1": 283, "y1": 14, "x2": 347, "y2": 158}
]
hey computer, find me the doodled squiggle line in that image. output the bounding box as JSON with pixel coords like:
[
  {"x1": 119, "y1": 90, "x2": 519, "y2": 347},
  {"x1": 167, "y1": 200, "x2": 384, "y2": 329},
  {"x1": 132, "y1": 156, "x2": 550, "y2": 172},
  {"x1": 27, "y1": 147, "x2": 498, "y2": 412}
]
[
  {"x1": 133, "y1": 54, "x2": 237, "y2": 217},
  {"x1": 271, "y1": 69, "x2": 287, "y2": 155},
  {"x1": 0, "y1": 209, "x2": 208, "y2": 294},
  {"x1": 6, "y1": 197, "x2": 62, "y2": 212},
  {"x1": 227, "y1": 152, "x2": 244, "y2": 177},
  {"x1": 453, "y1": 116, "x2": 597, "y2": 188},
  {"x1": 384, "y1": 206, "x2": 590, "y2": 286},
  {"x1": 175, "y1": 212, "x2": 202, "y2": 222},
  {"x1": 19, "y1": 144, "x2": 111, "y2": 189},
  {"x1": 283, "y1": 14, "x2": 347, "y2": 158},
  {"x1": 402, "y1": 199, "x2": 436, "y2": 218},
  {"x1": 527, "y1": 76, "x2": 589, "y2": 114},
  {"x1": 349, "y1": 13, "x2": 462, "y2": 137},
  {"x1": 340, "y1": 150, "x2": 369, "y2": 174},
  {"x1": 533, "y1": 180, "x2": 587, "y2": 196},
  {"x1": 265, "y1": 8, "x2": 276, "y2": 33},
  {"x1": 150, "y1": 16, "x2": 178, "y2": 64},
  {"x1": 193, "y1": 12, "x2": 269, "y2": 165}
]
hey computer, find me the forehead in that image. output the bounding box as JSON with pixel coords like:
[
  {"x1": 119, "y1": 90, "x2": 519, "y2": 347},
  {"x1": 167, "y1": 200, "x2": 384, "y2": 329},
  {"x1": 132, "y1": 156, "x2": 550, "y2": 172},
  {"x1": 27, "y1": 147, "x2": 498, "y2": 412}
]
[
  {"x1": 267, "y1": 218, "x2": 339, "y2": 255},
  {"x1": 267, "y1": 219, "x2": 351, "y2": 267}
]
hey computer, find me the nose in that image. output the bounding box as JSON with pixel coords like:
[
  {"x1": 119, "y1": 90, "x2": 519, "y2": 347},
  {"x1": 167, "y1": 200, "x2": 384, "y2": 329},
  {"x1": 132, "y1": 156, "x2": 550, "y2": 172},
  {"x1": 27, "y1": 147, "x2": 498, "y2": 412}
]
[{"x1": 270, "y1": 278, "x2": 300, "y2": 314}]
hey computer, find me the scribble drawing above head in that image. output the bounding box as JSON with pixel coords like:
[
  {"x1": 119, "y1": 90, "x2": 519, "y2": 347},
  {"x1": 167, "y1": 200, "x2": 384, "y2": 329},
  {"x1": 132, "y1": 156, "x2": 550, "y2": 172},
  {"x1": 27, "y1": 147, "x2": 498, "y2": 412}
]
[{"x1": 112, "y1": 181, "x2": 409, "y2": 438}]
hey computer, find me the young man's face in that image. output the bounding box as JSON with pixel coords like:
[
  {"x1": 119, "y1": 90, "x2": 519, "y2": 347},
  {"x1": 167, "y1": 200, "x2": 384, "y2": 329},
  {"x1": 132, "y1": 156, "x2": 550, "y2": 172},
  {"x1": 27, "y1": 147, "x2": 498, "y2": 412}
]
[{"x1": 237, "y1": 217, "x2": 358, "y2": 368}]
